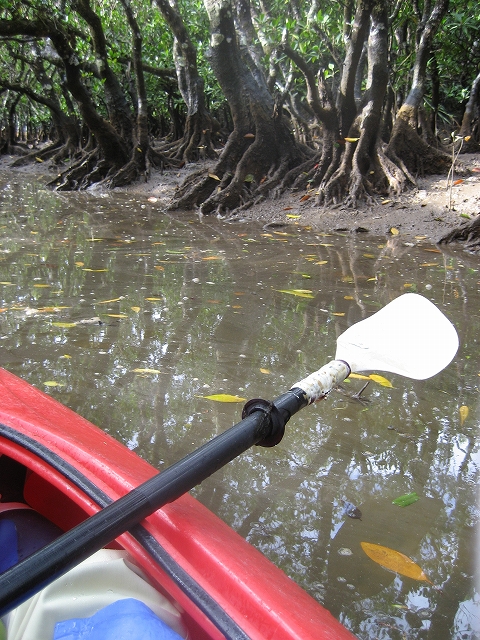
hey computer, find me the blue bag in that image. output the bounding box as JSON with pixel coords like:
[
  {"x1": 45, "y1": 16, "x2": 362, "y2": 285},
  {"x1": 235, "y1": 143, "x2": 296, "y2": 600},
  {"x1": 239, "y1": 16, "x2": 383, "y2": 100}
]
[
  {"x1": 0, "y1": 520, "x2": 18, "y2": 573},
  {"x1": 53, "y1": 598, "x2": 183, "y2": 640}
]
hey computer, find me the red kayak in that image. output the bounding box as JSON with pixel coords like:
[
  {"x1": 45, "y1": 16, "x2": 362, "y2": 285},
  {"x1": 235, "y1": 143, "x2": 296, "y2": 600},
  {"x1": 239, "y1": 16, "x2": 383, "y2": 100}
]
[{"x1": 0, "y1": 367, "x2": 354, "y2": 639}]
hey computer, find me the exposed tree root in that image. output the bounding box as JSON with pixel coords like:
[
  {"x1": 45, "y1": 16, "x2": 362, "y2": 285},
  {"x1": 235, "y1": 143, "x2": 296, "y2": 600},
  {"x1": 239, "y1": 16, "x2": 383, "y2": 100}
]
[
  {"x1": 387, "y1": 116, "x2": 451, "y2": 176},
  {"x1": 154, "y1": 112, "x2": 220, "y2": 164},
  {"x1": 45, "y1": 143, "x2": 185, "y2": 191},
  {"x1": 10, "y1": 141, "x2": 62, "y2": 167},
  {"x1": 46, "y1": 150, "x2": 100, "y2": 190},
  {"x1": 315, "y1": 140, "x2": 415, "y2": 209},
  {"x1": 281, "y1": 154, "x2": 320, "y2": 193},
  {"x1": 438, "y1": 215, "x2": 480, "y2": 252},
  {"x1": 169, "y1": 127, "x2": 307, "y2": 215}
]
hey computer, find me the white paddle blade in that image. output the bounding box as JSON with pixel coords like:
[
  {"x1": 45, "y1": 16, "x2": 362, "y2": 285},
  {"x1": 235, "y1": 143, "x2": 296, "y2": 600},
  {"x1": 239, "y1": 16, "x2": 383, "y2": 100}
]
[{"x1": 335, "y1": 293, "x2": 459, "y2": 379}]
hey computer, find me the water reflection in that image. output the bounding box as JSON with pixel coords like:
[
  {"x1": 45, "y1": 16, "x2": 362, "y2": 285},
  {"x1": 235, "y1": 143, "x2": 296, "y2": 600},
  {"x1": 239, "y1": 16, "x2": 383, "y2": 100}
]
[{"x1": 0, "y1": 170, "x2": 479, "y2": 638}]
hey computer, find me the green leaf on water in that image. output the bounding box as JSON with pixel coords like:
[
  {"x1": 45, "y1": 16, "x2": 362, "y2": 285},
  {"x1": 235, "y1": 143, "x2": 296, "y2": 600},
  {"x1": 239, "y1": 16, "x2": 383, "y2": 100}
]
[{"x1": 392, "y1": 492, "x2": 419, "y2": 507}]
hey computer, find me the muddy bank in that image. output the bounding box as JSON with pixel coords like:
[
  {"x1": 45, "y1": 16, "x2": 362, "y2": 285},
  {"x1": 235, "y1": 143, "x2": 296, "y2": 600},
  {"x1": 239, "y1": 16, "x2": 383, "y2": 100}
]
[{"x1": 3, "y1": 153, "x2": 480, "y2": 243}]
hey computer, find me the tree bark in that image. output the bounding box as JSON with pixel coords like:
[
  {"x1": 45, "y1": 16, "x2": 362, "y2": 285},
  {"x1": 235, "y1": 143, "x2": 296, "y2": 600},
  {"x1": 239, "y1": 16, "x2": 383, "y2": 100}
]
[
  {"x1": 73, "y1": 0, "x2": 133, "y2": 144},
  {"x1": 459, "y1": 70, "x2": 480, "y2": 151},
  {"x1": 107, "y1": 0, "x2": 151, "y2": 187},
  {"x1": 154, "y1": 0, "x2": 217, "y2": 162},
  {"x1": 0, "y1": 18, "x2": 129, "y2": 180},
  {"x1": 319, "y1": 0, "x2": 393, "y2": 206},
  {"x1": 387, "y1": 0, "x2": 451, "y2": 174},
  {"x1": 170, "y1": 0, "x2": 307, "y2": 214},
  {"x1": 336, "y1": 0, "x2": 376, "y2": 138}
]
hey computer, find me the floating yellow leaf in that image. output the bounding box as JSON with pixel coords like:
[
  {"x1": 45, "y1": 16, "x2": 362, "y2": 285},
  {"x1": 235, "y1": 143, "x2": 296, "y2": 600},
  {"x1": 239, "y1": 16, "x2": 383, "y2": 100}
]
[
  {"x1": 0, "y1": 282, "x2": 13, "y2": 285},
  {"x1": 132, "y1": 368, "x2": 163, "y2": 374},
  {"x1": 96, "y1": 297, "x2": 124, "y2": 304},
  {"x1": 60, "y1": 355, "x2": 72, "y2": 359},
  {"x1": 260, "y1": 368, "x2": 271, "y2": 374},
  {"x1": 131, "y1": 306, "x2": 140, "y2": 313},
  {"x1": 315, "y1": 260, "x2": 328, "y2": 265},
  {"x1": 33, "y1": 284, "x2": 51, "y2": 288},
  {"x1": 145, "y1": 297, "x2": 163, "y2": 301},
  {"x1": 390, "y1": 227, "x2": 400, "y2": 235},
  {"x1": 344, "y1": 295, "x2": 354, "y2": 300},
  {"x1": 202, "y1": 256, "x2": 222, "y2": 261},
  {"x1": 0, "y1": 308, "x2": 7, "y2": 312},
  {"x1": 35, "y1": 157, "x2": 44, "y2": 162},
  {"x1": 82, "y1": 268, "x2": 108, "y2": 272},
  {"x1": 332, "y1": 312, "x2": 345, "y2": 316},
  {"x1": 44, "y1": 381, "x2": 65, "y2": 387},
  {"x1": 286, "y1": 214, "x2": 301, "y2": 219},
  {"x1": 369, "y1": 374, "x2": 394, "y2": 388},
  {"x1": 51, "y1": 322, "x2": 77, "y2": 328},
  {"x1": 75, "y1": 261, "x2": 84, "y2": 267},
  {"x1": 349, "y1": 373, "x2": 371, "y2": 380},
  {"x1": 106, "y1": 314, "x2": 128, "y2": 318},
  {"x1": 154, "y1": 265, "x2": 164, "y2": 271},
  {"x1": 459, "y1": 405, "x2": 469, "y2": 426},
  {"x1": 381, "y1": 199, "x2": 392, "y2": 205},
  {"x1": 275, "y1": 289, "x2": 315, "y2": 299},
  {"x1": 420, "y1": 263, "x2": 438, "y2": 267},
  {"x1": 208, "y1": 173, "x2": 221, "y2": 180},
  {"x1": 361, "y1": 542, "x2": 432, "y2": 583},
  {"x1": 199, "y1": 394, "x2": 246, "y2": 403},
  {"x1": 344, "y1": 137, "x2": 360, "y2": 142}
]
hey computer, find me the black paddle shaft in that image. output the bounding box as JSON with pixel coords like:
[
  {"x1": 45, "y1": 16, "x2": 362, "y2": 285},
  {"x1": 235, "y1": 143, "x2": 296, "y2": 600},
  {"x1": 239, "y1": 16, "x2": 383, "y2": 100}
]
[{"x1": 0, "y1": 388, "x2": 307, "y2": 616}]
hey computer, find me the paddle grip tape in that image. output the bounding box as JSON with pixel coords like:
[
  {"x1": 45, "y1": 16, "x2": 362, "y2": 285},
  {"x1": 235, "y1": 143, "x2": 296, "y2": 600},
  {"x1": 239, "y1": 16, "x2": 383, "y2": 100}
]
[{"x1": 290, "y1": 360, "x2": 351, "y2": 404}]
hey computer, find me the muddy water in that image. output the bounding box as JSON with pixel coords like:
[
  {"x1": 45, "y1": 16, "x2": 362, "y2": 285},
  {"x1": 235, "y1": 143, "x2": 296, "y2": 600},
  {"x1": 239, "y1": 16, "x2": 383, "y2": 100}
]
[{"x1": 0, "y1": 172, "x2": 479, "y2": 639}]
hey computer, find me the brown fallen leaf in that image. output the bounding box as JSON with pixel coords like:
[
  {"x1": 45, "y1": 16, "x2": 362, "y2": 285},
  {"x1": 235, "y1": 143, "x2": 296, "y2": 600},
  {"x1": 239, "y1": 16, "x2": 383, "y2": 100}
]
[{"x1": 361, "y1": 542, "x2": 433, "y2": 584}]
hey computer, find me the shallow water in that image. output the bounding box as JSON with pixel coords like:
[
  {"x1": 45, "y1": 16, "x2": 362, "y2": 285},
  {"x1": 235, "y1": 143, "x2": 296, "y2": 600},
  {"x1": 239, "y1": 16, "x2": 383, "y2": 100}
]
[{"x1": 0, "y1": 172, "x2": 479, "y2": 639}]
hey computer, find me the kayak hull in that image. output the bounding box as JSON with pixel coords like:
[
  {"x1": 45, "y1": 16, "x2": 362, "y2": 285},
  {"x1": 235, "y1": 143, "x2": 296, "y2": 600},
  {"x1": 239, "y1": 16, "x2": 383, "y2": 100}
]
[{"x1": 0, "y1": 367, "x2": 355, "y2": 639}]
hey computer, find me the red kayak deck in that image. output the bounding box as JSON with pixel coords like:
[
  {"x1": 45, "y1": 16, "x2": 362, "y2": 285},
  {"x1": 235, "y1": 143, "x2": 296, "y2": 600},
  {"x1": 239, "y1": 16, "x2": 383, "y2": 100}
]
[{"x1": 0, "y1": 367, "x2": 355, "y2": 640}]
